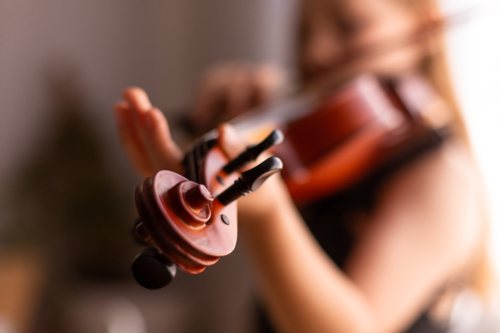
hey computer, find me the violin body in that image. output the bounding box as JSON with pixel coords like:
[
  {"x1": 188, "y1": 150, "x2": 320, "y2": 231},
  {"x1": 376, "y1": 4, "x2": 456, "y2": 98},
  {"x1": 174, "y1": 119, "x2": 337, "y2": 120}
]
[{"x1": 267, "y1": 73, "x2": 450, "y2": 204}]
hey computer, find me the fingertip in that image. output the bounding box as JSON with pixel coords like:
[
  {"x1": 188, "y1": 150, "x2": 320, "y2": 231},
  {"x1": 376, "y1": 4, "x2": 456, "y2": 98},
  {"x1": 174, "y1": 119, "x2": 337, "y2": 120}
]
[
  {"x1": 123, "y1": 87, "x2": 152, "y2": 112},
  {"x1": 218, "y1": 123, "x2": 237, "y2": 138},
  {"x1": 217, "y1": 124, "x2": 247, "y2": 158},
  {"x1": 114, "y1": 101, "x2": 128, "y2": 112},
  {"x1": 122, "y1": 86, "x2": 145, "y2": 98},
  {"x1": 148, "y1": 107, "x2": 163, "y2": 119},
  {"x1": 144, "y1": 107, "x2": 165, "y2": 131}
]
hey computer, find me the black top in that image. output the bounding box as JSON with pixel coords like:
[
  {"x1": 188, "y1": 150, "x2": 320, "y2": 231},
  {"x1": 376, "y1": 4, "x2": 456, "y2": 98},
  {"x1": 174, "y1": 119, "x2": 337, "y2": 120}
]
[{"x1": 257, "y1": 128, "x2": 449, "y2": 333}]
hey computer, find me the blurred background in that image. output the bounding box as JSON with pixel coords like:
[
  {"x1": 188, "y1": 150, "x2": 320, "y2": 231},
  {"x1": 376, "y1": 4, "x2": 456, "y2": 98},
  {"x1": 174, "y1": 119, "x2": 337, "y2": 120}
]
[{"x1": 0, "y1": 0, "x2": 498, "y2": 332}]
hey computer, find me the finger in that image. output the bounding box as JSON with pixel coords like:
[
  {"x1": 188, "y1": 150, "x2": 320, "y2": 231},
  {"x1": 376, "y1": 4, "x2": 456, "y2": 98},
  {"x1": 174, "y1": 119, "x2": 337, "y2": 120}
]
[
  {"x1": 252, "y1": 64, "x2": 286, "y2": 105},
  {"x1": 142, "y1": 108, "x2": 184, "y2": 174},
  {"x1": 123, "y1": 87, "x2": 153, "y2": 128},
  {"x1": 123, "y1": 87, "x2": 152, "y2": 112},
  {"x1": 191, "y1": 71, "x2": 229, "y2": 132},
  {"x1": 121, "y1": 87, "x2": 182, "y2": 173},
  {"x1": 114, "y1": 102, "x2": 156, "y2": 177},
  {"x1": 217, "y1": 124, "x2": 248, "y2": 160},
  {"x1": 225, "y1": 70, "x2": 255, "y2": 120},
  {"x1": 256, "y1": 64, "x2": 286, "y2": 94}
]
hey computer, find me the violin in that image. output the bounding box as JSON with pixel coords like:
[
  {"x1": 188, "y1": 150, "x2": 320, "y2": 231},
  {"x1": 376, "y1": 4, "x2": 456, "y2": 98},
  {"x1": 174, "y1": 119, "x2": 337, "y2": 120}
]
[
  {"x1": 228, "y1": 72, "x2": 451, "y2": 205},
  {"x1": 129, "y1": 71, "x2": 451, "y2": 289},
  {"x1": 127, "y1": 3, "x2": 471, "y2": 287}
]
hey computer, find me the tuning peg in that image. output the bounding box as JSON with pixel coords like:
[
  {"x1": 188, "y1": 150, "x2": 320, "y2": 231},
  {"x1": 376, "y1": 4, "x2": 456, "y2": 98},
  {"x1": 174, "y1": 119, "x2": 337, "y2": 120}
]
[
  {"x1": 132, "y1": 247, "x2": 177, "y2": 289},
  {"x1": 222, "y1": 129, "x2": 284, "y2": 175},
  {"x1": 216, "y1": 157, "x2": 283, "y2": 206},
  {"x1": 131, "y1": 218, "x2": 152, "y2": 246}
]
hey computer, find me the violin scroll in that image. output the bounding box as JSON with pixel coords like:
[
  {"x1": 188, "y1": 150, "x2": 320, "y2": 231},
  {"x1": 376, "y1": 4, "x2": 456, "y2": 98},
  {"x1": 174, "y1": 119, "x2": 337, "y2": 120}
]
[{"x1": 131, "y1": 129, "x2": 284, "y2": 289}]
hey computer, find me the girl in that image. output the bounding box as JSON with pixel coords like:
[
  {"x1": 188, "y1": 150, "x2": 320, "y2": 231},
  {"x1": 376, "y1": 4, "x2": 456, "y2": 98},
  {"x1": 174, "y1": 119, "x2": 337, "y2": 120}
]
[{"x1": 114, "y1": 0, "x2": 495, "y2": 331}]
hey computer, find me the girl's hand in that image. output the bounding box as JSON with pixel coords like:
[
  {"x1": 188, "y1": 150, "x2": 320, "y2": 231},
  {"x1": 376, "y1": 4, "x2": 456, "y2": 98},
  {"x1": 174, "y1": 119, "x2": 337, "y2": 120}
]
[
  {"x1": 112, "y1": 87, "x2": 291, "y2": 223},
  {"x1": 113, "y1": 87, "x2": 183, "y2": 178},
  {"x1": 189, "y1": 63, "x2": 285, "y2": 133}
]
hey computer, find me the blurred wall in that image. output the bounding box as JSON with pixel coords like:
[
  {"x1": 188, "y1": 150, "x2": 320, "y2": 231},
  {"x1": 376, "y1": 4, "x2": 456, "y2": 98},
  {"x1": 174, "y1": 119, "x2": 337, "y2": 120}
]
[
  {"x1": 0, "y1": 1, "x2": 298, "y2": 332},
  {"x1": 0, "y1": 0, "x2": 297, "y2": 191}
]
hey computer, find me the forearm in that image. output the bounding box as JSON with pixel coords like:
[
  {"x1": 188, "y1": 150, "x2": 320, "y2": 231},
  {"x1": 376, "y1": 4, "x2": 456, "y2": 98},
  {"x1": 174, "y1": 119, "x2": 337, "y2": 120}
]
[{"x1": 239, "y1": 195, "x2": 379, "y2": 333}]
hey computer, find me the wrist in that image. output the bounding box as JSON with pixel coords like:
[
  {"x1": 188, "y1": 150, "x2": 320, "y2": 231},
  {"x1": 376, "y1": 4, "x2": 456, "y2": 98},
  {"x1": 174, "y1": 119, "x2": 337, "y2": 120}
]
[{"x1": 238, "y1": 180, "x2": 297, "y2": 231}]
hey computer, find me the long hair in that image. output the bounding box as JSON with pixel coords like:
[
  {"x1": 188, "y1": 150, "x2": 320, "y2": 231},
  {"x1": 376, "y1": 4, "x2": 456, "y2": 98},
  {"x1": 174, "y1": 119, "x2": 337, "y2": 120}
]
[
  {"x1": 413, "y1": 0, "x2": 495, "y2": 299},
  {"x1": 411, "y1": 0, "x2": 469, "y2": 142},
  {"x1": 298, "y1": 0, "x2": 495, "y2": 299}
]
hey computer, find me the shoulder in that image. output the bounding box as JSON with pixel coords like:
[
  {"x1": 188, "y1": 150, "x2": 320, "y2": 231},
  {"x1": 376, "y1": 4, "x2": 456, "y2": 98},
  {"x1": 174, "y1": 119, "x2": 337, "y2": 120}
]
[
  {"x1": 343, "y1": 140, "x2": 486, "y2": 330},
  {"x1": 374, "y1": 139, "x2": 485, "y2": 270},
  {"x1": 380, "y1": 139, "x2": 481, "y2": 213}
]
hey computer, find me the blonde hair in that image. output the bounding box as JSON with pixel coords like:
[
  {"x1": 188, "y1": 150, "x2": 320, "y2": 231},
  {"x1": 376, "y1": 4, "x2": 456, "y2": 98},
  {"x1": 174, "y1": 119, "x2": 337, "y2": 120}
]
[
  {"x1": 409, "y1": 0, "x2": 469, "y2": 141},
  {"x1": 298, "y1": 0, "x2": 495, "y2": 299},
  {"x1": 410, "y1": 0, "x2": 495, "y2": 299}
]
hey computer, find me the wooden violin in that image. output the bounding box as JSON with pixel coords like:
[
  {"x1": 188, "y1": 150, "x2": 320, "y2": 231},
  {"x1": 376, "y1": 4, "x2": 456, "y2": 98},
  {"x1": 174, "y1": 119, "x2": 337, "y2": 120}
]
[
  {"x1": 230, "y1": 72, "x2": 452, "y2": 205},
  {"x1": 131, "y1": 130, "x2": 284, "y2": 289},
  {"x1": 130, "y1": 72, "x2": 450, "y2": 289},
  {"x1": 125, "y1": 4, "x2": 477, "y2": 290}
]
